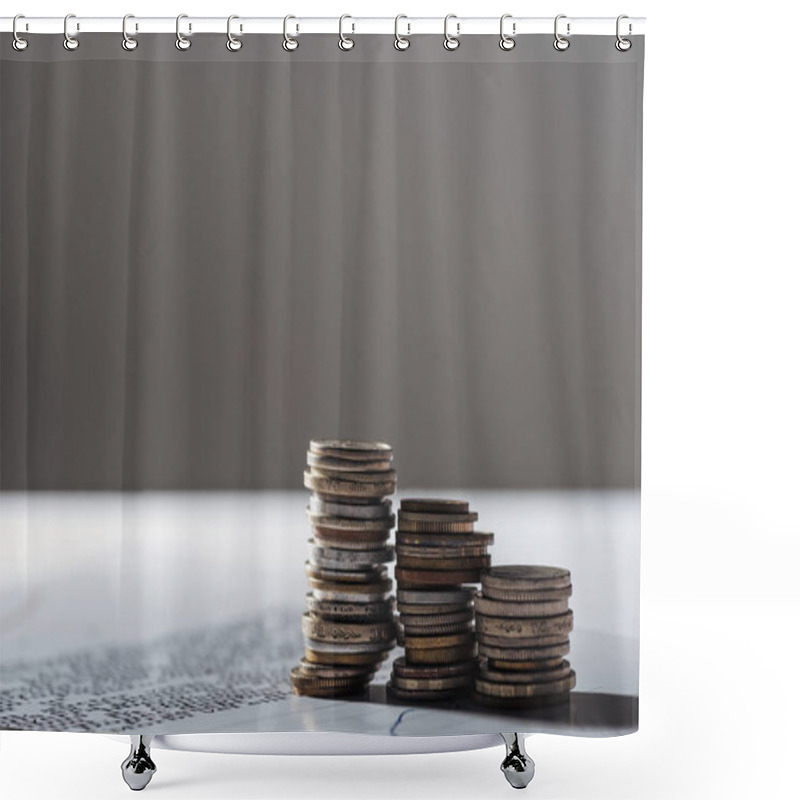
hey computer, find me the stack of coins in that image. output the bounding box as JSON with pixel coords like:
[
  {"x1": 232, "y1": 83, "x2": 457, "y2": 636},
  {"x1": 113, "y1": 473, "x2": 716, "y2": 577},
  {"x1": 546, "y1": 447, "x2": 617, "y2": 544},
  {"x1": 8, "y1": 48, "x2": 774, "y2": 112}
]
[
  {"x1": 473, "y1": 565, "x2": 576, "y2": 708},
  {"x1": 290, "y1": 440, "x2": 397, "y2": 698},
  {"x1": 387, "y1": 498, "x2": 493, "y2": 701}
]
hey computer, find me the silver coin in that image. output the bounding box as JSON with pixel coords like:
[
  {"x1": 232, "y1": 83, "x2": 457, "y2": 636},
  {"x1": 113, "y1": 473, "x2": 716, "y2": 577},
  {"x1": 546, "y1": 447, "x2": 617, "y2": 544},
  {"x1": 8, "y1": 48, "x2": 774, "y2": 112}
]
[
  {"x1": 306, "y1": 511, "x2": 395, "y2": 532},
  {"x1": 309, "y1": 542, "x2": 395, "y2": 568},
  {"x1": 312, "y1": 588, "x2": 392, "y2": 604},
  {"x1": 397, "y1": 588, "x2": 475, "y2": 605},
  {"x1": 303, "y1": 637, "x2": 395, "y2": 654},
  {"x1": 309, "y1": 495, "x2": 393, "y2": 520}
]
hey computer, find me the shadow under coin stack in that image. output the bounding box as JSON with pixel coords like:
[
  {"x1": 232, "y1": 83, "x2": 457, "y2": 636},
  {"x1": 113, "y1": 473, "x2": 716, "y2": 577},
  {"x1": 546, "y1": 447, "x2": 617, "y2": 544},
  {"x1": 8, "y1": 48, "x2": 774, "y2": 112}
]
[
  {"x1": 474, "y1": 565, "x2": 577, "y2": 708},
  {"x1": 387, "y1": 499, "x2": 493, "y2": 702},
  {"x1": 289, "y1": 440, "x2": 397, "y2": 698}
]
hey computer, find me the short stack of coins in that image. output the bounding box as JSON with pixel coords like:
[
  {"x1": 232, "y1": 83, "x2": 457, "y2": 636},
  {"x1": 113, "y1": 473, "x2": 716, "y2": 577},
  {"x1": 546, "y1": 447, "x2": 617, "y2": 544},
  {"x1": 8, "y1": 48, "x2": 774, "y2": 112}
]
[
  {"x1": 387, "y1": 498, "x2": 493, "y2": 701},
  {"x1": 473, "y1": 565, "x2": 576, "y2": 708},
  {"x1": 289, "y1": 439, "x2": 397, "y2": 698}
]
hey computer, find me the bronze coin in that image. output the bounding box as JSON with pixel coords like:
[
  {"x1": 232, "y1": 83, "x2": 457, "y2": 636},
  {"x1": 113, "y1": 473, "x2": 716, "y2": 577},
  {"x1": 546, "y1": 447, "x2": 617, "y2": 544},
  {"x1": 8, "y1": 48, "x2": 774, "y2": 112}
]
[
  {"x1": 312, "y1": 528, "x2": 391, "y2": 548},
  {"x1": 309, "y1": 467, "x2": 397, "y2": 484},
  {"x1": 395, "y1": 567, "x2": 483, "y2": 587},
  {"x1": 391, "y1": 656, "x2": 475, "y2": 680},
  {"x1": 397, "y1": 555, "x2": 491, "y2": 571},
  {"x1": 307, "y1": 452, "x2": 393, "y2": 473},
  {"x1": 398, "y1": 511, "x2": 478, "y2": 524},
  {"x1": 305, "y1": 562, "x2": 387, "y2": 584},
  {"x1": 476, "y1": 610, "x2": 573, "y2": 639},
  {"x1": 302, "y1": 614, "x2": 397, "y2": 645},
  {"x1": 396, "y1": 544, "x2": 489, "y2": 559},
  {"x1": 400, "y1": 621, "x2": 474, "y2": 637},
  {"x1": 304, "y1": 471, "x2": 395, "y2": 499},
  {"x1": 477, "y1": 641, "x2": 570, "y2": 661},
  {"x1": 305, "y1": 594, "x2": 395, "y2": 621},
  {"x1": 309, "y1": 439, "x2": 392, "y2": 460},
  {"x1": 478, "y1": 585, "x2": 573, "y2": 603},
  {"x1": 396, "y1": 601, "x2": 472, "y2": 616},
  {"x1": 393, "y1": 673, "x2": 473, "y2": 692},
  {"x1": 309, "y1": 495, "x2": 392, "y2": 520},
  {"x1": 477, "y1": 632, "x2": 571, "y2": 648},
  {"x1": 477, "y1": 658, "x2": 572, "y2": 684},
  {"x1": 309, "y1": 577, "x2": 393, "y2": 598},
  {"x1": 474, "y1": 670, "x2": 576, "y2": 698},
  {"x1": 481, "y1": 565, "x2": 571, "y2": 593},
  {"x1": 474, "y1": 592, "x2": 570, "y2": 617},
  {"x1": 396, "y1": 530, "x2": 494, "y2": 547},
  {"x1": 386, "y1": 682, "x2": 463, "y2": 702},
  {"x1": 397, "y1": 520, "x2": 475, "y2": 534},
  {"x1": 488, "y1": 656, "x2": 565, "y2": 672},
  {"x1": 404, "y1": 643, "x2": 477, "y2": 665},
  {"x1": 306, "y1": 512, "x2": 395, "y2": 532},
  {"x1": 399, "y1": 498, "x2": 471, "y2": 514},
  {"x1": 290, "y1": 668, "x2": 371, "y2": 696},
  {"x1": 304, "y1": 648, "x2": 388, "y2": 667},
  {"x1": 297, "y1": 659, "x2": 375, "y2": 680},
  {"x1": 399, "y1": 631, "x2": 475, "y2": 650}
]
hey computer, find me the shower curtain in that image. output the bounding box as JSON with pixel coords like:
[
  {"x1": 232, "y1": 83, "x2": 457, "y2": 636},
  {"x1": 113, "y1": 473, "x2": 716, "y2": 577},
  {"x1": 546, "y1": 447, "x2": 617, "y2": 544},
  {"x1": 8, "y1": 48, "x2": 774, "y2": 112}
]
[{"x1": 1, "y1": 30, "x2": 643, "y2": 737}]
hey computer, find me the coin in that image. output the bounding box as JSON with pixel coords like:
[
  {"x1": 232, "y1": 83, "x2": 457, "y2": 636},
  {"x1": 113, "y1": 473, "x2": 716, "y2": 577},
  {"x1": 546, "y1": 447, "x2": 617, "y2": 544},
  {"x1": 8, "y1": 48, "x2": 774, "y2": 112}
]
[
  {"x1": 309, "y1": 496, "x2": 392, "y2": 520},
  {"x1": 396, "y1": 531, "x2": 494, "y2": 547},
  {"x1": 396, "y1": 601, "x2": 472, "y2": 616},
  {"x1": 399, "y1": 619, "x2": 474, "y2": 636},
  {"x1": 305, "y1": 594, "x2": 395, "y2": 621},
  {"x1": 396, "y1": 555, "x2": 491, "y2": 571},
  {"x1": 399, "y1": 498, "x2": 471, "y2": 514},
  {"x1": 474, "y1": 592, "x2": 570, "y2": 617},
  {"x1": 477, "y1": 586, "x2": 573, "y2": 603},
  {"x1": 309, "y1": 467, "x2": 398, "y2": 484},
  {"x1": 396, "y1": 520, "x2": 475, "y2": 534},
  {"x1": 304, "y1": 647, "x2": 388, "y2": 667},
  {"x1": 304, "y1": 471, "x2": 396, "y2": 498},
  {"x1": 309, "y1": 542, "x2": 395, "y2": 567},
  {"x1": 487, "y1": 656, "x2": 565, "y2": 672},
  {"x1": 309, "y1": 439, "x2": 392, "y2": 460},
  {"x1": 477, "y1": 641, "x2": 570, "y2": 661},
  {"x1": 400, "y1": 631, "x2": 475, "y2": 650},
  {"x1": 303, "y1": 637, "x2": 395, "y2": 655},
  {"x1": 391, "y1": 657, "x2": 475, "y2": 680},
  {"x1": 305, "y1": 562, "x2": 388, "y2": 584},
  {"x1": 398, "y1": 511, "x2": 478, "y2": 524},
  {"x1": 477, "y1": 658, "x2": 572, "y2": 684},
  {"x1": 397, "y1": 588, "x2": 475, "y2": 605},
  {"x1": 396, "y1": 543, "x2": 489, "y2": 559},
  {"x1": 481, "y1": 565, "x2": 571, "y2": 593},
  {"x1": 297, "y1": 659, "x2": 375, "y2": 679},
  {"x1": 312, "y1": 528, "x2": 391, "y2": 548},
  {"x1": 476, "y1": 610, "x2": 573, "y2": 639},
  {"x1": 306, "y1": 512, "x2": 395, "y2": 531},
  {"x1": 386, "y1": 682, "x2": 462, "y2": 702},
  {"x1": 404, "y1": 643, "x2": 477, "y2": 665},
  {"x1": 395, "y1": 567, "x2": 483, "y2": 587},
  {"x1": 393, "y1": 673, "x2": 473, "y2": 692},
  {"x1": 472, "y1": 690, "x2": 572, "y2": 709},
  {"x1": 302, "y1": 614, "x2": 396, "y2": 644},
  {"x1": 474, "y1": 670, "x2": 576, "y2": 698},
  {"x1": 290, "y1": 668, "x2": 370, "y2": 696},
  {"x1": 309, "y1": 576, "x2": 393, "y2": 598},
  {"x1": 307, "y1": 452, "x2": 393, "y2": 473},
  {"x1": 477, "y1": 632, "x2": 571, "y2": 648},
  {"x1": 397, "y1": 609, "x2": 474, "y2": 628}
]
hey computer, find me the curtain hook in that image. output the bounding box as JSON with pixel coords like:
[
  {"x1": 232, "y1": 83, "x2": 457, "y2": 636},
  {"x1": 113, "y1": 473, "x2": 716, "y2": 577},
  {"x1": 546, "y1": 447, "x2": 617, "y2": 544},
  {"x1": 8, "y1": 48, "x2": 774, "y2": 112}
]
[
  {"x1": 615, "y1": 14, "x2": 632, "y2": 51},
  {"x1": 283, "y1": 15, "x2": 299, "y2": 51},
  {"x1": 443, "y1": 14, "x2": 460, "y2": 51},
  {"x1": 394, "y1": 14, "x2": 410, "y2": 51},
  {"x1": 175, "y1": 14, "x2": 192, "y2": 51},
  {"x1": 553, "y1": 14, "x2": 570, "y2": 51},
  {"x1": 12, "y1": 14, "x2": 29, "y2": 51},
  {"x1": 339, "y1": 14, "x2": 354, "y2": 51},
  {"x1": 122, "y1": 14, "x2": 138, "y2": 51},
  {"x1": 499, "y1": 14, "x2": 516, "y2": 51},
  {"x1": 63, "y1": 13, "x2": 79, "y2": 51},
  {"x1": 227, "y1": 15, "x2": 243, "y2": 51}
]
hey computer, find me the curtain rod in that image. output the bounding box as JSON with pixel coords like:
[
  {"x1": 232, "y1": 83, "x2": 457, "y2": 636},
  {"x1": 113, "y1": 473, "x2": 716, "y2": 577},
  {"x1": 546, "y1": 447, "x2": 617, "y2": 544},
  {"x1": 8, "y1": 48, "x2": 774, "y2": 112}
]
[{"x1": 1, "y1": 16, "x2": 646, "y2": 37}]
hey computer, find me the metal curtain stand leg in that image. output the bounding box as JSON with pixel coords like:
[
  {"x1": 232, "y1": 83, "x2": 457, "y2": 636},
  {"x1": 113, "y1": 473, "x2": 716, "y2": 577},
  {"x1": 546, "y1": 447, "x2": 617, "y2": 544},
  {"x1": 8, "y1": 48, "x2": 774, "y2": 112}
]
[
  {"x1": 121, "y1": 735, "x2": 157, "y2": 791},
  {"x1": 500, "y1": 733, "x2": 535, "y2": 789}
]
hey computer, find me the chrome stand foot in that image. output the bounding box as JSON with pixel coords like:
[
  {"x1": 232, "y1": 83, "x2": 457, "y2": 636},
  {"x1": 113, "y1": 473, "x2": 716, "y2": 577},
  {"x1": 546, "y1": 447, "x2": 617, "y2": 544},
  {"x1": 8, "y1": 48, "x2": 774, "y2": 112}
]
[
  {"x1": 500, "y1": 733, "x2": 535, "y2": 789},
  {"x1": 121, "y1": 735, "x2": 156, "y2": 791}
]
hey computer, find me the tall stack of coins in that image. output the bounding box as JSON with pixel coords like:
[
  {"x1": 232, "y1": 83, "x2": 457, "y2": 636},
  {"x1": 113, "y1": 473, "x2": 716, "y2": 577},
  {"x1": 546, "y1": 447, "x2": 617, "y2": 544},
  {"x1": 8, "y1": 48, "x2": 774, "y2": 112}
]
[
  {"x1": 473, "y1": 565, "x2": 576, "y2": 708},
  {"x1": 387, "y1": 499, "x2": 493, "y2": 701},
  {"x1": 290, "y1": 440, "x2": 397, "y2": 698}
]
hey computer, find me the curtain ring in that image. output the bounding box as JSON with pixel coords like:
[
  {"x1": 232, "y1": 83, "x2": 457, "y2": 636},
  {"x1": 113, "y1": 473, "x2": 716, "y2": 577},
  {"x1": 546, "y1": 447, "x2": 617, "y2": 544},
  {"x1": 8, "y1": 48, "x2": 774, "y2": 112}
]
[
  {"x1": 283, "y1": 15, "x2": 299, "y2": 51},
  {"x1": 553, "y1": 14, "x2": 570, "y2": 51},
  {"x1": 63, "y1": 13, "x2": 79, "y2": 51},
  {"x1": 394, "y1": 14, "x2": 410, "y2": 51},
  {"x1": 615, "y1": 14, "x2": 632, "y2": 51},
  {"x1": 339, "y1": 14, "x2": 354, "y2": 51},
  {"x1": 227, "y1": 15, "x2": 243, "y2": 51},
  {"x1": 122, "y1": 14, "x2": 138, "y2": 51},
  {"x1": 443, "y1": 14, "x2": 460, "y2": 51},
  {"x1": 499, "y1": 14, "x2": 516, "y2": 51},
  {"x1": 175, "y1": 14, "x2": 191, "y2": 51},
  {"x1": 12, "y1": 14, "x2": 28, "y2": 51}
]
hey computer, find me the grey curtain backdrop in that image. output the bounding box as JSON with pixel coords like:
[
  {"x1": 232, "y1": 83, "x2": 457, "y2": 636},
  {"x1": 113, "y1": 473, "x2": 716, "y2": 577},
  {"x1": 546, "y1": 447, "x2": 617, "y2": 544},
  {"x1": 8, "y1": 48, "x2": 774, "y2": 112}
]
[{"x1": 1, "y1": 33, "x2": 643, "y2": 491}]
